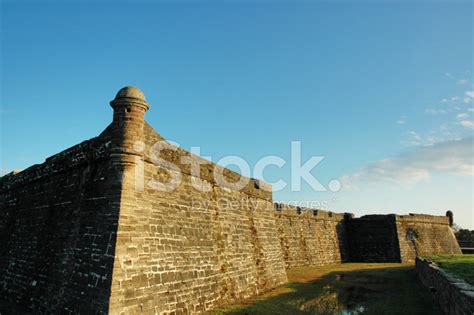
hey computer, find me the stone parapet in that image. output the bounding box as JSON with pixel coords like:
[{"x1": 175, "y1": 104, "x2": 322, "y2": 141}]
[
  {"x1": 0, "y1": 136, "x2": 111, "y2": 192},
  {"x1": 274, "y1": 203, "x2": 346, "y2": 221},
  {"x1": 416, "y1": 257, "x2": 474, "y2": 315},
  {"x1": 396, "y1": 213, "x2": 450, "y2": 225}
]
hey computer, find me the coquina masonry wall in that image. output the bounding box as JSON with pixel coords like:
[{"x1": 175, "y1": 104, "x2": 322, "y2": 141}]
[
  {"x1": 0, "y1": 129, "x2": 122, "y2": 313},
  {"x1": 396, "y1": 214, "x2": 462, "y2": 262},
  {"x1": 275, "y1": 204, "x2": 347, "y2": 268},
  {"x1": 108, "y1": 123, "x2": 288, "y2": 314}
]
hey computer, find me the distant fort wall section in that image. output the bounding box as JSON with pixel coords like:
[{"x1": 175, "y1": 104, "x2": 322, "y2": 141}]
[
  {"x1": 345, "y1": 215, "x2": 402, "y2": 262},
  {"x1": 395, "y1": 214, "x2": 461, "y2": 262},
  {"x1": 345, "y1": 214, "x2": 461, "y2": 263},
  {"x1": 0, "y1": 87, "x2": 462, "y2": 314},
  {"x1": 274, "y1": 204, "x2": 347, "y2": 268}
]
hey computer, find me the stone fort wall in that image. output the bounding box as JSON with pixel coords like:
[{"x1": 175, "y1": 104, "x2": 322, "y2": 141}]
[
  {"x1": 345, "y1": 215, "x2": 402, "y2": 262},
  {"x1": 0, "y1": 129, "x2": 121, "y2": 313},
  {"x1": 345, "y1": 214, "x2": 461, "y2": 263},
  {"x1": 108, "y1": 123, "x2": 288, "y2": 314},
  {"x1": 274, "y1": 203, "x2": 347, "y2": 268},
  {"x1": 0, "y1": 87, "x2": 462, "y2": 314},
  {"x1": 396, "y1": 214, "x2": 461, "y2": 262}
]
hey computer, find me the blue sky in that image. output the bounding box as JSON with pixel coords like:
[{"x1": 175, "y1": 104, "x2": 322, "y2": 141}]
[{"x1": 1, "y1": 1, "x2": 473, "y2": 228}]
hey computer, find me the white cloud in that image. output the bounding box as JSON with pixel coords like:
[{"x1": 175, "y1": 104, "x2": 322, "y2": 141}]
[
  {"x1": 464, "y1": 91, "x2": 474, "y2": 103},
  {"x1": 457, "y1": 79, "x2": 468, "y2": 85},
  {"x1": 468, "y1": 108, "x2": 474, "y2": 112},
  {"x1": 403, "y1": 130, "x2": 449, "y2": 147},
  {"x1": 403, "y1": 131, "x2": 423, "y2": 146},
  {"x1": 408, "y1": 131, "x2": 421, "y2": 140},
  {"x1": 340, "y1": 138, "x2": 474, "y2": 190},
  {"x1": 455, "y1": 111, "x2": 474, "y2": 129},
  {"x1": 396, "y1": 116, "x2": 407, "y2": 124},
  {"x1": 460, "y1": 120, "x2": 474, "y2": 129},
  {"x1": 427, "y1": 93, "x2": 472, "y2": 115}
]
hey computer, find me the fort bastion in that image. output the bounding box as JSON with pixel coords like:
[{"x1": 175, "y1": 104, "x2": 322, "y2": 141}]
[{"x1": 0, "y1": 87, "x2": 461, "y2": 314}]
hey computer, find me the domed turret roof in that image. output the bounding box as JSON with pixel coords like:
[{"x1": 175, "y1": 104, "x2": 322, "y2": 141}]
[{"x1": 114, "y1": 86, "x2": 146, "y2": 101}]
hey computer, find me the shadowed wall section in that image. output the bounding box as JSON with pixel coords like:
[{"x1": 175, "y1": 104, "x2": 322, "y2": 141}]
[
  {"x1": 345, "y1": 215, "x2": 401, "y2": 263},
  {"x1": 344, "y1": 214, "x2": 462, "y2": 263},
  {"x1": 0, "y1": 132, "x2": 121, "y2": 313}
]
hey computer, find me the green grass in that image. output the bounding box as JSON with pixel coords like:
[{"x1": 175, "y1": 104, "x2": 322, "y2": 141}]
[
  {"x1": 208, "y1": 263, "x2": 440, "y2": 315},
  {"x1": 426, "y1": 254, "x2": 474, "y2": 285}
]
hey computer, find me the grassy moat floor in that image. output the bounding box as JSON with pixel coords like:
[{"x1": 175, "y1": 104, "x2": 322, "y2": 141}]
[
  {"x1": 209, "y1": 263, "x2": 441, "y2": 315},
  {"x1": 426, "y1": 254, "x2": 474, "y2": 285}
]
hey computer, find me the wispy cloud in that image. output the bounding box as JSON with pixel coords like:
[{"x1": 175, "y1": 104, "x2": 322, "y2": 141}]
[
  {"x1": 457, "y1": 79, "x2": 468, "y2": 85},
  {"x1": 402, "y1": 130, "x2": 423, "y2": 146},
  {"x1": 456, "y1": 111, "x2": 474, "y2": 130},
  {"x1": 425, "y1": 108, "x2": 447, "y2": 115},
  {"x1": 402, "y1": 129, "x2": 446, "y2": 147},
  {"x1": 340, "y1": 138, "x2": 474, "y2": 190},
  {"x1": 425, "y1": 91, "x2": 473, "y2": 115},
  {"x1": 396, "y1": 116, "x2": 407, "y2": 124}
]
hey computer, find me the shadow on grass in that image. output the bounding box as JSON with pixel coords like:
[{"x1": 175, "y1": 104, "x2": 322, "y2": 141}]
[{"x1": 211, "y1": 265, "x2": 441, "y2": 315}]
